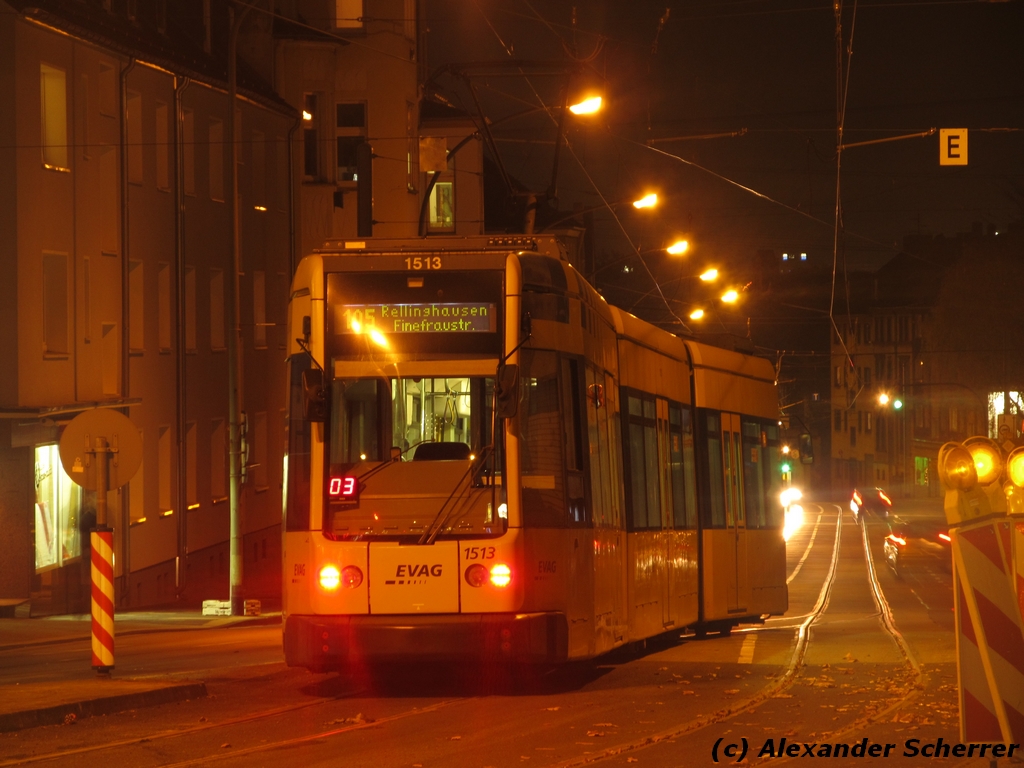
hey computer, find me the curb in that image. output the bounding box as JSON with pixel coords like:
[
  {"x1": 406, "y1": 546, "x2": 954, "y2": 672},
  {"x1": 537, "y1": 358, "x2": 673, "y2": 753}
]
[
  {"x1": 0, "y1": 681, "x2": 208, "y2": 733},
  {"x1": 0, "y1": 614, "x2": 282, "y2": 653}
]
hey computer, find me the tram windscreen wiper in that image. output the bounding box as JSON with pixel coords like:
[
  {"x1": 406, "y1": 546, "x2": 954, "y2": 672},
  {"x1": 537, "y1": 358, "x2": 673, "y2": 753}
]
[{"x1": 416, "y1": 444, "x2": 493, "y2": 545}]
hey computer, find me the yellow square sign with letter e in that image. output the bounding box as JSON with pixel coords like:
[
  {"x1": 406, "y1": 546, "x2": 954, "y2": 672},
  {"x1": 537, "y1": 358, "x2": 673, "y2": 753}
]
[{"x1": 940, "y1": 129, "x2": 968, "y2": 165}]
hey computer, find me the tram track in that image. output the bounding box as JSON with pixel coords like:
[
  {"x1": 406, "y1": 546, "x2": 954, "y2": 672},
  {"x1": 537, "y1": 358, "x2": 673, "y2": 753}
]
[
  {"x1": 0, "y1": 688, "x2": 460, "y2": 768},
  {"x1": 549, "y1": 503, "x2": 925, "y2": 767},
  {"x1": 3, "y1": 504, "x2": 929, "y2": 768},
  {"x1": 546, "y1": 503, "x2": 847, "y2": 767}
]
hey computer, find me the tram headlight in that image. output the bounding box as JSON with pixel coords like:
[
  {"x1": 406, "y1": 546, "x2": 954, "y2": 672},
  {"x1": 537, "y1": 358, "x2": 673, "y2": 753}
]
[
  {"x1": 464, "y1": 563, "x2": 488, "y2": 588},
  {"x1": 319, "y1": 564, "x2": 341, "y2": 591},
  {"x1": 341, "y1": 565, "x2": 363, "y2": 589},
  {"x1": 489, "y1": 563, "x2": 512, "y2": 588}
]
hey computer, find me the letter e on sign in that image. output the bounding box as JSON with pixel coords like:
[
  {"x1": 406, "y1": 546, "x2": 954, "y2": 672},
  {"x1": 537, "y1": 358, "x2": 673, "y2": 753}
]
[{"x1": 940, "y1": 129, "x2": 968, "y2": 166}]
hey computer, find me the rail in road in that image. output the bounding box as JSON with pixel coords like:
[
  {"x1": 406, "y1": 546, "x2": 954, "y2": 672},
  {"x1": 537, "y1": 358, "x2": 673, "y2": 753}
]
[{"x1": 1, "y1": 504, "x2": 966, "y2": 768}]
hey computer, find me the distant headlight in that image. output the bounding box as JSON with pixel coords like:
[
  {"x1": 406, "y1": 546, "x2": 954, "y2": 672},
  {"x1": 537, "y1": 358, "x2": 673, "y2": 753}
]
[{"x1": 780, "y1": 487, "x2": 803, "y2": 507}]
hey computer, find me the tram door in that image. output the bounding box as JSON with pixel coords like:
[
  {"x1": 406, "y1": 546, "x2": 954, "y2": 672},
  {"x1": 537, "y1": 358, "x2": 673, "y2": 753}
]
[{"x1": 721, "y1": 413, "x2": 749, "y2": 613}]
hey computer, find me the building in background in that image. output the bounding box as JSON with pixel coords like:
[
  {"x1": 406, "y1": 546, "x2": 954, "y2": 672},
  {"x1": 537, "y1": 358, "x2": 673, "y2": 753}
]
[
  {"x1": 0, "y1": 0, "x2": 294, "y2": 614},
  {"x1": 0, "y1": 0, "x2": 487, "y2": 615},
  {"x1": 829, "y1": 222, "x2": 1024, "y2": 499}
]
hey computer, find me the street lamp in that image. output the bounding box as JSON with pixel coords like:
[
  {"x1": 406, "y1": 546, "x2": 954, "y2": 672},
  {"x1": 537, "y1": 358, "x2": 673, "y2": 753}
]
[
  {"x1": 568, "y1": 95, "x2": 603, "y2": 115},
  {"x1": 632, "y1": 193, "x2": 658, "y2": 209},
  {"x1": 699, "y1": 268, "x2": 718, "y2": 282},
  {"x1": 666, "y1": 239, "x2": 688, "y2": 255},
  {"x1": 721, "y1": 289, "x2": 739, "y2": 304}
]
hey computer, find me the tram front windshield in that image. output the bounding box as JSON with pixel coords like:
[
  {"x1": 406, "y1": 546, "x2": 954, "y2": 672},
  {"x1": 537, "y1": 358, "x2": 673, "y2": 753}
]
[
  {"x1": 324, "y1": 375, "x2": 504, "y2": 540},
  {"x1": 330, "y1": 376, "x2": 496, "y2": 464}
]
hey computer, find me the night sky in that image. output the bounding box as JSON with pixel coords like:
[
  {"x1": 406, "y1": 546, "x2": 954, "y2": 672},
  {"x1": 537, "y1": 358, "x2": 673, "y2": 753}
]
[{"x1": 425, "y1": 0, "x2": 1024, "y2": 287}]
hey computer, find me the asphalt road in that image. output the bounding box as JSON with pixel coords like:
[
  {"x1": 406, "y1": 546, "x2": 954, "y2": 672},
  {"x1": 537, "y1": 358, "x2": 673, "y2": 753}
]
[{"x1": 0, "y1": 501, "x2": 976, "y2": 768}]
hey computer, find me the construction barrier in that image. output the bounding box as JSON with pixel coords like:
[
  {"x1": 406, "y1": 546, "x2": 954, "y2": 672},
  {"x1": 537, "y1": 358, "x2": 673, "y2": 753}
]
[
  {"x1": 952, "y1": 519, "x2": 1024, "y2": 742},
  {"x1": 90, "y1": 527, "x2": 115, "y2": 672}
]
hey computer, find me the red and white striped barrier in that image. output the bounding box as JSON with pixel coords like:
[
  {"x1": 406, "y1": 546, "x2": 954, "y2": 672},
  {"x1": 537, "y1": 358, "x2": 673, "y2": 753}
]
[
  {"x1": 90, "y1": 528, "x2": 115, "y2": 672},
  {"x1": 952, "y1": 520, "x2": 1024, "y2": 743},
  {"x1": 1015, "y1": 521, "x2": 1024, "y2": 629}
]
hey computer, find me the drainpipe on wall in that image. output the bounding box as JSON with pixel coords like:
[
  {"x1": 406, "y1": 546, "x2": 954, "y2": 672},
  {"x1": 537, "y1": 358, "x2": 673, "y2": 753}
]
[
  {"x1": 119, "y1": 55, "x2": 136, "y2": 607},
  {"x1": 174, "y1": 75, "x2": 191, "y2": 600}
]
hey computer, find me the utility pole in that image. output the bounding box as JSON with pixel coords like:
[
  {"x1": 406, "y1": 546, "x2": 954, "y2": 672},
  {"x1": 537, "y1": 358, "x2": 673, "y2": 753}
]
[{"x1": 227, "y1": 2, "x2": 252, "y2": 615}]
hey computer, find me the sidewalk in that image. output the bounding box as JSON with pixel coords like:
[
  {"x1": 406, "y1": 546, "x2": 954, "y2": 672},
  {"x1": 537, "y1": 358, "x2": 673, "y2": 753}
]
[{"x1": 0, "y1": 610, "x2": 281, "y2": 732}]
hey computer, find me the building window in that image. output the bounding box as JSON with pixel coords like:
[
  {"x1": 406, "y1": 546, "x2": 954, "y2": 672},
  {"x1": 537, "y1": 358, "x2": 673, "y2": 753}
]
[
  {"x1": 182, "y1": 109, "x2": 195, "y2": 196},
  {"x1": 210, "y1": 268, "x2": 225, "y2": 350},
  {"x1": 335, "y1": 0, "x2": 363, "y2": 28},
  {"x1": 42, "y1": 252, "x2": 69, "y2": 355},
  {"x1": 129, "y1": 433, "x2": 145, "y2": 523},
  {"x1": 211, "y1": 419, "x2": 227, "y2": 501},
  {"x1": 127, "y1": 91, "x2": 143, "y2": 184},
  {"x1": 99, "y1": 61, "x2": 116, "y2": 117},
  {"x1": 129, "y1": 260, "x2": 144, "y2": 352},
  {"x1": 184, "y1": 266, "x2": 197, "y2": 352},
  {"x1": 865, "y1": 411, "x2": 873, "y2": 433},
  {"x1": 185, "y1": 421, "x2": 198, "y2": 510},
  {"x1": 155, "y1": 101, "x2": 170, "y2": 191},
  {"x1": 158, "y1": 425, "x2": 172, "y2": 513},
  {"x1": 834, "y1": 409, "x2": 842, "y2": 432},
  {"x1": 833, "y1": 365, "x2": 843, "y2": 388},
  {"x1": 275, "y1": 134, "x2": 287, "y2": 211},
  {"x1": 253, "y1": 270, "x2": 267, "y2": 349},
  {"x1": 336, "y1": 102, "x2": 366, "y2": 182},
  {"x1": 428, "y1": 180, "x2": 455, "y2": 233},
  {"x1": 302, "y1": 94, "x2": 319, "y2": 179},
  {"x1": 158, "y1": 263, "x2": 171, "y2": 351},
  {"x1": 251, "y1": 130, "x2": 266, "y2": 207},
  {"x1": 253, "y1": 411, "x2": 268, "y2": 490},
  {"x1": 40, "y1": 64, "x2": 69, "y2": 171},
  {"x1": 209, "y1": 118, "x2": 224, "y2": 201},
  {"x1": 101, "y1": 322, "x2": 119, "y2": 395},
  {"x1": 34, "y1": 445, "x2": 82, "y2": 571},
  {"x1": 850, "y1": 426, "x2": 857, "y2": 447}
]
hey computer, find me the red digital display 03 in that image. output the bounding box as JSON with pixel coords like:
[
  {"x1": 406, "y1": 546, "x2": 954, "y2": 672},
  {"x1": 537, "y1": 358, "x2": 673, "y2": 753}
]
[{"x1": 328, "y1": 476, "x2": 359, "y2": 500}]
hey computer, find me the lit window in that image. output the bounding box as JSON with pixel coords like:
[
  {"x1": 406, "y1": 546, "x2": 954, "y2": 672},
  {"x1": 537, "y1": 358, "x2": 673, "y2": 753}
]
[
  {"x1": 335, "y1": 0, "x2": 363, "y2": 29},
  {"x1": 428, "y1": 180, "x2": 455, "y2": 233},
  {"x1": 40, "y1": 64, "x2": 69, "y2": 171},
  {"x1": 336, "y1": 103, "x2": 366, "y2": 182}
]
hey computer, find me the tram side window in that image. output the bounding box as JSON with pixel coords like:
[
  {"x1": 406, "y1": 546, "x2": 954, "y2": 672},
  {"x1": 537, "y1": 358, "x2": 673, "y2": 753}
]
[
  {"x1": 561, "y1": 357, "x2": 588, "y2": 525},
  {"x1": 624, "y1": 392, "x2": 661, "y2": 531},
  {"x1": 742, "y1": 419, "x2": 768, "y2": 528},
  {"x1": 703, "y1": 411, "x2": 727, "y2": 527},
  {"x1": 669, "y1": 405, "x2": 697, "y2": 528},
  {"x1": 285, "y1": 357, "x2": 312, "y2": 531},
  {"x1": 586, "y1": 365, "x2": 620, "y2": 527},
  {"x1": 520, "y1": 350, "x2": 565, "y2": 527}
]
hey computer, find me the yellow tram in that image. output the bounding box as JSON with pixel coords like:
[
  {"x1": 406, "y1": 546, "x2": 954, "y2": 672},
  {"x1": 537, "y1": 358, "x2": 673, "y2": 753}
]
[{"x1": 282, "y1": 235, "x2": 787, "y2": 670}]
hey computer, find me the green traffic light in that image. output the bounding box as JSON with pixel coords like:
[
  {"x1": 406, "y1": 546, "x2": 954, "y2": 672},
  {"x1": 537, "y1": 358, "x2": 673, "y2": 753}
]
[
  {"x1": 893, "y1": 399, "x2": 903, "y2": 410},
  {"x1": 781, "y1": 462, "x2": 792, "y2": 473}
]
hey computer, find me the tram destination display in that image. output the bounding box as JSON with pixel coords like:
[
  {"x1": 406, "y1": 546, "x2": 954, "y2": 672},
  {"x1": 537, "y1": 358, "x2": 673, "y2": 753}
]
[{"x1": 336, "y1": 302, "x2": 497, "y2": 334}]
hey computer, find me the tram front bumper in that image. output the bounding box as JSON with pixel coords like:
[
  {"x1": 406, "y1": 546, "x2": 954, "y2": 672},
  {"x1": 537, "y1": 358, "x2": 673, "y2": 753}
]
[{"x1": 284, "y1": 612, "x2": 568, "y2": 669}]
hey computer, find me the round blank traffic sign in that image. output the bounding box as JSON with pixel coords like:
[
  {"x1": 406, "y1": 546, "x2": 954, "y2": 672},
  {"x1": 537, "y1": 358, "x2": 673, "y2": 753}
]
[{"x1": 58, "y1": 408, "x2": 143, "y2": 491}]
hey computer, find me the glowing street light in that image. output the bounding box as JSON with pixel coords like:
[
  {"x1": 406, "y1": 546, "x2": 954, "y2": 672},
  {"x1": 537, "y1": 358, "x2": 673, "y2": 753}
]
[
  {"x1": 568, "y1": 95, "x2": 603, "y2": 115},
  {"x1": 721, "y1": 289, "x2": 739, "y2": 303},
  {"x1": 689, "y1": 308, "x2": 705, "y2": 320},
  {"x1": 699, "y1": 268, "x2": 718, "y2": 282},
  {"x1": 878, "y1": 393, "x2": 890, "y2": 406},
  {"x1": 632, "y1": 193, "x2": 658, "y2": 209},
  {"x1": 666, "y1": 239, "x2": 689, "y2": 255}
]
